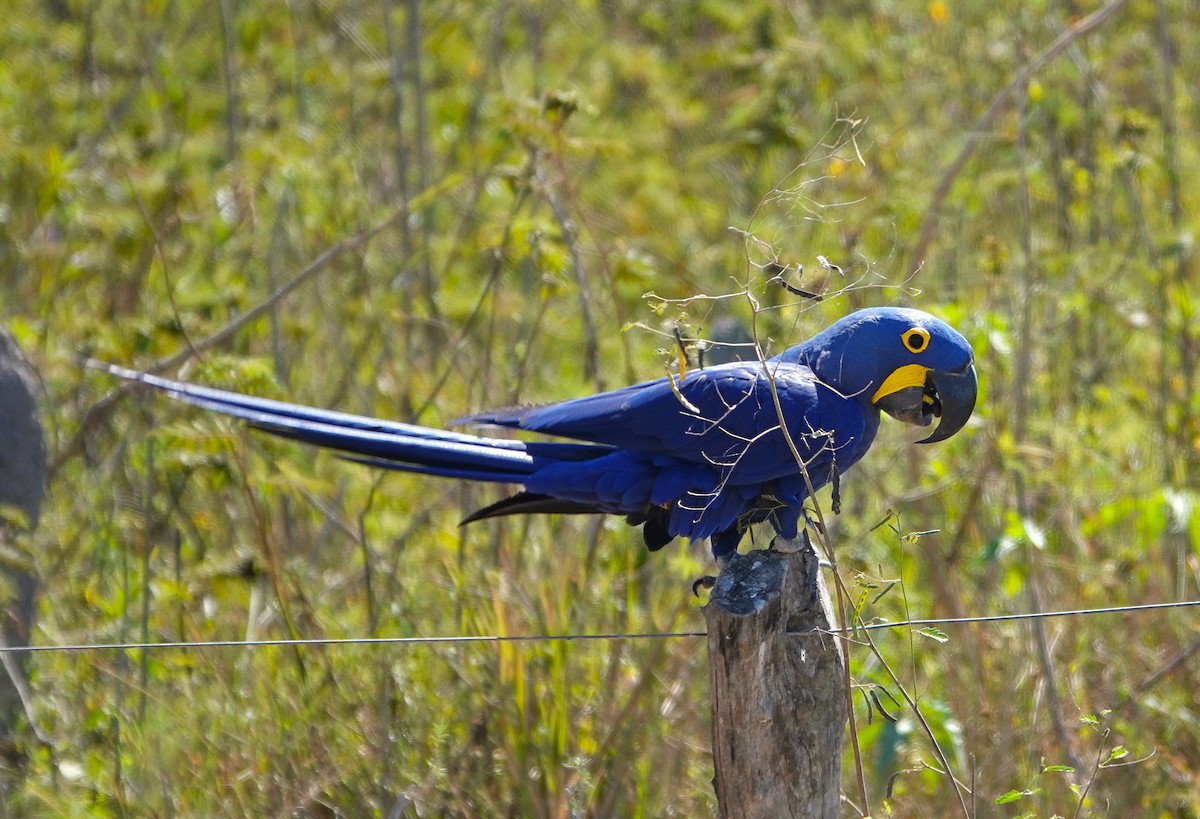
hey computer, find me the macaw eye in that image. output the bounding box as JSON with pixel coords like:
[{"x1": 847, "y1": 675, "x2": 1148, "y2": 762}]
[{"x1": 902, "y1": 327, "x2": 930, "y2": 353}]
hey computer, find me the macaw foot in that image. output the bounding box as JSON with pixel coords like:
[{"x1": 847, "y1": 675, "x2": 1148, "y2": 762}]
[
  {"x1": 770, "y1": 528, "x2": 813, "y2": 554},
  {"x1": 691, "y1": 552, "x2": 733, "y2": 596}
]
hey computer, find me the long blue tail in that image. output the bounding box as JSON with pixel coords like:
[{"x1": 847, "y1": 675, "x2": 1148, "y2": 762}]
[{"x1": 97, "y1": 364, "x2": 613, "y2": 486}]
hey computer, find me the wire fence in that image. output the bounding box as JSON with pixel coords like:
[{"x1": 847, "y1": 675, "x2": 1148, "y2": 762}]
[{"x1": 11, "y1": 598, "x2": 1199, "y2": 654}]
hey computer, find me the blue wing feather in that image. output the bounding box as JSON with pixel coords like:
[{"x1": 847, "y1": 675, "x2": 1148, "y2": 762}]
[{"x1": 464, "y1": 361, "x2": 874, "y2": 489}]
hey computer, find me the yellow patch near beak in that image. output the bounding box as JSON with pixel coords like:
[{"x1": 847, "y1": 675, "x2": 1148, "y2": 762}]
[{"x1": 871, "y1": 364, "x2": 930, "y2": 403}]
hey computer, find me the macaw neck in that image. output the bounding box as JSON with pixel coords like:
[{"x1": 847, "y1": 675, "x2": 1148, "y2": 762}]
[{"x1": 772, "y1": 328, "x2": 879, "y2": 407}]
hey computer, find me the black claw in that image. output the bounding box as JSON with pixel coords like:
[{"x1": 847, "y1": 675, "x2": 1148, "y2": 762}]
[
  {"x1": 692, "y1": 575, "x2": 717, "y2": 597},
  {"x1": 804, "y1": 512, "x2": 825, "y2": 535}
]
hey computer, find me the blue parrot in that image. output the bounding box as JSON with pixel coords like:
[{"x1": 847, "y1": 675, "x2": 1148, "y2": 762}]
[{"x1": 100, "y1": 307, "x2": 976, "y2": 566}]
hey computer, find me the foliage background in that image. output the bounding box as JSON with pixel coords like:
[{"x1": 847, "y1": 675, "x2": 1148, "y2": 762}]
[{"x1": 1, "y1": 0, "x2": 1197, "y2": 815}]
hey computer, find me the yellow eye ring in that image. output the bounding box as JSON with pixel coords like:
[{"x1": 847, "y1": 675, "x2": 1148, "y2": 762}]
[{"x1": 902, "y1": 327, "x2": 930, "y2": 354}]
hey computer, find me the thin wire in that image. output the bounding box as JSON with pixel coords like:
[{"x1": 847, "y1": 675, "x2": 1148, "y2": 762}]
[
  {"x1": 854, "y1": 598, "x2": 1200, "y2": 632},
  {"x1": 9, "y1": 598, "x2": 1199, "y2": 655},
  {"x1": 6, "y1": 631, "x2": 707, "y2": 654}
]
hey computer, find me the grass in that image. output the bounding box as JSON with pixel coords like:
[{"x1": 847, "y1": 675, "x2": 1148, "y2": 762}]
[{"x1": 2, "y1": 0, "x2": 1199, "y2": 814}]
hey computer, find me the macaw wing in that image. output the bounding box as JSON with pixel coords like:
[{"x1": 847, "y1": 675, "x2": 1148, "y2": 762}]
[
  {"x1": 461, "y1": 362, "x2": 769, "y2": 451},
  {"x1": 461, "y1": 362, "x2": 870, "y2": 486}
]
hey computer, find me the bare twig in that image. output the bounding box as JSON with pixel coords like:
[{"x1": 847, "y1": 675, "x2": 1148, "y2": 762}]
[
  {"x1": 230, "y1": 434, "x2": 308, "y2": 681},
  {"x1": 1010, "y1": 28, "x2": 1084, "y2": 782},
  {"x1": 1112, "y1": 634, "x2": 1200, "y2": 710},
  {"x1": 1154, "y1": 0, "x2": 1196, "y2": 489},
  {"x1": 54, "y1": 210, "x2": 404, "y2": 477},
  {"x1": 908, "y1": 0, "x2": 1130, "y2": 273},
  {"x1": 412, "y1": 185, "x2": 531, "y2": 420},
  {"x1": 743, "y1": 158, "x2": 970, "y2": 811},
  {"x1": 738, "y1": 121, "x2": 880, "y2": 816},
  {"x1": 406, "y1": 0, "x2": 439, "y2": 321},
  {"x1": 218, "y1": 0, "x2": 239, "y2": 162},
  {"x1": 537, "y1": 159, "x2": 603, "y2": 387},
  {"x1": 137, "y1": 439, "x2": 153, "y2": 725},
  {"x1": 748, "y1": 302, "x2": 875, "y2": 817}
]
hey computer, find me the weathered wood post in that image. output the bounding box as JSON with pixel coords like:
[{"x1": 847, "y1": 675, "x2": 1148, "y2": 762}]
[{"x1": 704, "y1": 545, "x2": 847, "y2": 818}]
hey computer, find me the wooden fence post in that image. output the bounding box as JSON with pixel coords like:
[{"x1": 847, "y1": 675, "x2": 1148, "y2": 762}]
[{"x1": 704, "y1": 545, "x2": 847, "y2": 818}]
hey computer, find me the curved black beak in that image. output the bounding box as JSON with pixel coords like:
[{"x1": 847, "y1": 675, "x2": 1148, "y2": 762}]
[{"x1": 916, "y1": 363, "x2": 977, "y2": 444}]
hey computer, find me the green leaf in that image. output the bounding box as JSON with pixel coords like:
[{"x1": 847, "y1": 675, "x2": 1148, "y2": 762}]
[
  {"x1": 916, "y1": 627, "x2": 950, "y2": 644},
  {"x1": 995, "y1": 788, "x2": 1039, "y2": 805},
  {"x1": 870, "y1": 509, "x2": 897, "y2": 532},
  {"x1": 871, "y1": 580, "x2": 898, "y2": 604}
]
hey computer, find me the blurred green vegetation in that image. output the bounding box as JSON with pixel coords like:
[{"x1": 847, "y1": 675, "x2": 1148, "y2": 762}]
[{"x1": 1, "y1": 0, "x2": 1198, "y2": 815}]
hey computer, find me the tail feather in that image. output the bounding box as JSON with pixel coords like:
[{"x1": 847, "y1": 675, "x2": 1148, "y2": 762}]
[
  {"x1": 103, "y1": 364, "x2": 520, "y2": 448},
  {"x1": 96, "y1": 363, "x2": 612, "y2": 484},
  {"x1": 336, "y1": 455, "x2": 534, "y2": 483},
  {"x1": 459, "y1": 491, "x2": 601, "y2": 524}
]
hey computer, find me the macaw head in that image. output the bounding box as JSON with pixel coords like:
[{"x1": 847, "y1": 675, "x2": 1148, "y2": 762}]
[{"x1": 782, "y1": 306, "x2": 978, "y2": 443}]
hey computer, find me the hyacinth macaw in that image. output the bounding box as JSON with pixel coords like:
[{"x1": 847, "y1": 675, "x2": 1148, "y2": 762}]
[{"x1": 101, "y1": 307, "x2": 976, "y2": 566}]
